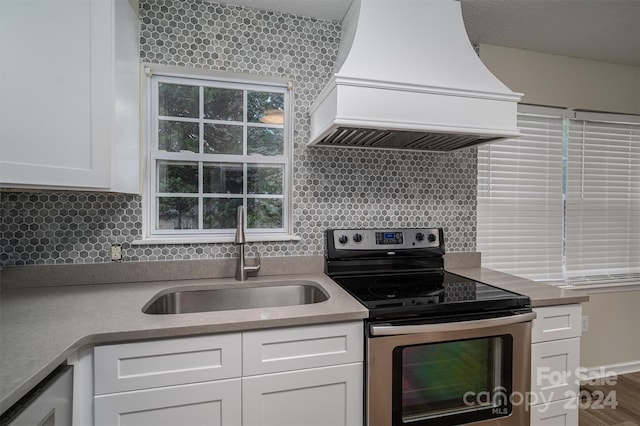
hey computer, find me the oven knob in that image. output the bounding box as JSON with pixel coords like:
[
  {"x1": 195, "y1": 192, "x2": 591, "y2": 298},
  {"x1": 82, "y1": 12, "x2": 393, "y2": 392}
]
[
  {"x1": 338, "y1": 235, "x2": 348, "y2": 244},
  {"x1": 415, "y1": 232, "x2": 425, "y2": 241},
  {"x1": 353, "y1": 233, "x2": 363, "y2": 243},
  {"x1": 428, "y1": 233, "x2": 437, "y2": 242}
]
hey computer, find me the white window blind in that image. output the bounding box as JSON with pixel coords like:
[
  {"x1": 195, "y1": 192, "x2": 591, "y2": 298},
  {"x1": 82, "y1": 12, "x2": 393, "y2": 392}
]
[
  {"x1": 478, "y1": 106, "x2": 640, "y2": 287},
  {"x1": 566, "y1": 112, "x2": 640, "y2": 282},
  {"x1": 477, "y1": 106, "x2": 565, "y2": 281}
]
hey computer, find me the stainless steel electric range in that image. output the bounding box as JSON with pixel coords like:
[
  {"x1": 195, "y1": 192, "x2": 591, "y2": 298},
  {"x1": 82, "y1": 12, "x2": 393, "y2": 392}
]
[{"x1": 325, "y1": 228, "x2": 535, "y2": 426}]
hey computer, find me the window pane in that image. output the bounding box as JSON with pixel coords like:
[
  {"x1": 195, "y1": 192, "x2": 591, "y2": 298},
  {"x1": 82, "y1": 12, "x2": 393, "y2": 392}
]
[
  {"x1": 247, "y1": 91, "x2": 284, "y2": 124},
  {"x1": 203, "y1": 87, "x2": 243, "y2": 121},
  {"x1": 248, "y1": 127, "x2": 284, "y2": 155},
  {"x1": 247, "y1": 165, "x2": 283, "y2": 194},
  {"x1": 158, "y1": 120, "x2": 199, "y2": 153},
  {"x1": 204, "y1": 123, "x2": 242, "y2": 154},
  {"x1": 203, "y1": 198, "x2": 243, "y2": 229},
  {"x1": 247, "y1": 198, "x2": 283, "y2": 228},
  {"x1": 158, "y1": 161, "x2": 198, "y2": 193},
  {"x1": 203, "y1": 163, "x2": 243, "y2": 194},
  {"x1": 159, "y1": 83, "x2": 199, "y2": 118},
  {"x1": 157, "y1": 197, "x2": 198, "y2": 230}
]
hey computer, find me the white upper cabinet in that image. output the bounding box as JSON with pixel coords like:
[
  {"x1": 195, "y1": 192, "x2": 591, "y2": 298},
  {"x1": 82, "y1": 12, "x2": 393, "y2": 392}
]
[{"x1": 0, "y1": 0, "x2": 140, "y2": 193}]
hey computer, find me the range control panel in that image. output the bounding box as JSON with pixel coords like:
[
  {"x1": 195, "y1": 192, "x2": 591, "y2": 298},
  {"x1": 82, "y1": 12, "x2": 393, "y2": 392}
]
[{"x1": 331, "y1": 228, "x2": 440, "y2": 250}]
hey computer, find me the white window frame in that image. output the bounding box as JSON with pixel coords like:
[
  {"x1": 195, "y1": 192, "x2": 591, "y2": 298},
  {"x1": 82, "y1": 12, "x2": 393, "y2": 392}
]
[{"x1": 137, "y1": 65, "x2": 297, "y2": 244}]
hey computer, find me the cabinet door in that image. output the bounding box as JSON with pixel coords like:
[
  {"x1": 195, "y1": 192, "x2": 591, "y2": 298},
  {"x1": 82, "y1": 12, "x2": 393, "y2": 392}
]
[
  {"x1": 531, "y1": 337, "x2": 581, "y2": 402},
  {"x1": 6, "y1": 368, "x2": 73, "y2": 426},
  {"x1": 94, "y1": 379, "x2": 241, "y2": 426},
  {"x1": 243, "y1": 363, "x2": 363, "y2": 426},
  {"x1": 0, "y1": 0, "x2": 139, "y2": 192},
  {"x1": 0, "y1": 0, "x2": 109, "y2": 189}
]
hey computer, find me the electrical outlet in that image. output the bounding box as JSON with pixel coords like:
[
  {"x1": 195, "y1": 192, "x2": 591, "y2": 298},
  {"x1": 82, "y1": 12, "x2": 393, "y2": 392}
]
[
  {"x1": 110, "y1": 244, "x2": 122, "y2": 262},
  {"x1": 582, "y1": 315, "x2": 589, "y2": 333}
]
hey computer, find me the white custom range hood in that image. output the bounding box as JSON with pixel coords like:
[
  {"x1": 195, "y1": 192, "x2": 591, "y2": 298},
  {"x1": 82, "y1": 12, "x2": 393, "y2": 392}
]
[{"x1": 308, "y1": 0, "x2": 523, "y2": 152}]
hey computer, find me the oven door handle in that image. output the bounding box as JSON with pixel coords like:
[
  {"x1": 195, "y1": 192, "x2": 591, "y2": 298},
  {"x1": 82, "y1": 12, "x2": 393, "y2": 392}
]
[{"x1": 370, "y1": 311, "x2": 537, "y2": 336}]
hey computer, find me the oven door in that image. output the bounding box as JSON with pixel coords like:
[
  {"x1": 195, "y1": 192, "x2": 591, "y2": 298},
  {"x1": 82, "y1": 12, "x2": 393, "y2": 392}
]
[{"x1": 367, "y1": 312, "x2": 535, "y2": 426}]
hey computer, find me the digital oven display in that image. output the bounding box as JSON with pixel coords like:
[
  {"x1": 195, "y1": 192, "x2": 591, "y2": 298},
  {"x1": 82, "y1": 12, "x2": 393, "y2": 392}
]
[{"x1": 376, "y1": 231, "x2": 403, "y2": 245}]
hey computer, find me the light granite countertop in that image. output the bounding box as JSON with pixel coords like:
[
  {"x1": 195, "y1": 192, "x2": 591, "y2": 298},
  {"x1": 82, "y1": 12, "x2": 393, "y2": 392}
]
[
  {"x1": 447, "y1": 266, "x2": 589, "y2": 308},
  {"x1": 0, "y1": 273, "x2": 368, "y2": 414},
  {"x1": 0, "y1": 256, "x2": 588, "y2": 414}
]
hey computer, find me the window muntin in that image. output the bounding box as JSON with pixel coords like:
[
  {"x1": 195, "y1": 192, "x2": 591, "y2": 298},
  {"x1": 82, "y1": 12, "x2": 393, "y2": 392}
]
[{"x1": 148, "y1": 74, "x2": 290, "y2": 239}]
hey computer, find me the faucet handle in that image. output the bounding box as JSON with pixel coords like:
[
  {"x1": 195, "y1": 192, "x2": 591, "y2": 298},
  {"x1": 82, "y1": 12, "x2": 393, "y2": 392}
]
[{"x1": 245, "y1": 250, "x2": 261, "y2": 273}]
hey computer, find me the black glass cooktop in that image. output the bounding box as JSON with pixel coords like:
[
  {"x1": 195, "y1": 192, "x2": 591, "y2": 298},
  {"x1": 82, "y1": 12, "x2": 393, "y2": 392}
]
[{"x1": 331, "y1": 271, "x2": 530, "y2": 319}]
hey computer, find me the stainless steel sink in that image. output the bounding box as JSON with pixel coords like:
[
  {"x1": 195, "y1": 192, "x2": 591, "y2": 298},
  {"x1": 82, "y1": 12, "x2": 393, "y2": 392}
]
[{"x1": 143, "y1": 282, "x2": 329, "y2": 314}]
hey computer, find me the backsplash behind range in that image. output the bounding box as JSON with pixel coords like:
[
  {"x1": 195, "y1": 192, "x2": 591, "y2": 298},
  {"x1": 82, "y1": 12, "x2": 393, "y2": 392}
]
[{"x1": 0, "y1": 0, "x2": 477, "y2": 268}]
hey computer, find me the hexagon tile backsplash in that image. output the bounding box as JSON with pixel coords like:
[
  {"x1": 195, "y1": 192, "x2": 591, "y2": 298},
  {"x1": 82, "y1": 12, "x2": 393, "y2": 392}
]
[{"x1": 0, "y1": 0, "x2": 477, "y2": 267}]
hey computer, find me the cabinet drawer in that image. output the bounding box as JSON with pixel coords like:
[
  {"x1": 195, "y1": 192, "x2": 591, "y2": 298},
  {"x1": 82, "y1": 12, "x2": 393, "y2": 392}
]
[
  {"x1": 530, "y1": 397, "x2": 578, "y2": 426},
  {"x1": 94, "y1": 333, "x2": 241, "y2": 394},
  {"x1": 532, "y1": 305, "x2": 582, "y2": 343},
  {"x1": 531, "y1": 337, "x2": 580, "y2": 402},
  {"x1": 243, "y1": 321, "x2": 363, "y2": 376}
]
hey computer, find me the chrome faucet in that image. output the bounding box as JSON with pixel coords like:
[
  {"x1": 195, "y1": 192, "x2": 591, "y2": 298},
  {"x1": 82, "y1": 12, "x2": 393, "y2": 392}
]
[{"x1": 234, "y1": 206, "x2": 261, "y2": 281}]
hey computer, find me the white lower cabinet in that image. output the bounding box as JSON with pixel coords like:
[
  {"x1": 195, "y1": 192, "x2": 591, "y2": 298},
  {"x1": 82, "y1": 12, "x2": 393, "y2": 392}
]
[
  {"x1": 530, "y1": 398, "x2": 579, "y2": 426},
  {"x1": 92, "y1": 321, "x2": 363, "y2": 426},
  {"x1": 531, "y1": 337, "x2": 581, "y2": 401},
  {"x1": 530, "y1": 305, "x2": 582, "y2": 426},
  {"x1": 4, "y1": 367, "x2": 73, "y2": 426},
  {"x1": 243, "y1": 364, "x2": 362, "y2": 426}
]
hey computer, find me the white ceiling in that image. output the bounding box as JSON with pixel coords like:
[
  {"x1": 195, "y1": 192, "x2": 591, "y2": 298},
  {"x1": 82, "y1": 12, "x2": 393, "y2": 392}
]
[
  {"x1": 461, "y1": 0, "x2": 640, "y2": 67},
  {"x1": 215, "y1": 0, "x2": 640, "y2": 66}
]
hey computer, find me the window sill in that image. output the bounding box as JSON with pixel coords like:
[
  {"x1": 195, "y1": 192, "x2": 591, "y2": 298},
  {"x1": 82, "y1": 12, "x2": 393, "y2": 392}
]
[
  {"x1": 558, "y1": 281, "x2": 640, "y2": 294},
  {"x1": 131, "y1": 234, "x2": 301, "y2": 245}
]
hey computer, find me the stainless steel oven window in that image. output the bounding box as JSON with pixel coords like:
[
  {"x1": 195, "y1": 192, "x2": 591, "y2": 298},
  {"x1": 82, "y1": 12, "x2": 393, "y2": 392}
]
[{"x1": 392, "y1": 335, "x2": 513, "y2": 425}]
